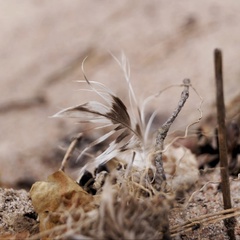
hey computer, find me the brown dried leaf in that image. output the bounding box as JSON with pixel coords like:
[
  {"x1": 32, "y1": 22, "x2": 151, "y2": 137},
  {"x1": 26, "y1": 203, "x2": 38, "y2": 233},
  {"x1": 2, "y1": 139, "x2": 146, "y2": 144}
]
[{"x1": 29, "y1": 170, "x2": 94, "y2": 234}]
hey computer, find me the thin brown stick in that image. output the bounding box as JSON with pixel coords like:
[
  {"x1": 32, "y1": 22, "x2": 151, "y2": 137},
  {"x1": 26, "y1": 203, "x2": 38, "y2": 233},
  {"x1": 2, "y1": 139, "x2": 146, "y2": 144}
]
[
  {"x1": 59, "y1": 133, "x2": 82, "y2": 171},
  {"x1": 214, "y1": 48, "x2": 236, "y2": 240}
]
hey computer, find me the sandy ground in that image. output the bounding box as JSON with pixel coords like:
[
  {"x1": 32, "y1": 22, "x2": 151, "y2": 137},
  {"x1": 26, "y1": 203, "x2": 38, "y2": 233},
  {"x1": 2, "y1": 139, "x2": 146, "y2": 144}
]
[{"x1": 0, "y1": 1, "x2": 240, "y2": 187}]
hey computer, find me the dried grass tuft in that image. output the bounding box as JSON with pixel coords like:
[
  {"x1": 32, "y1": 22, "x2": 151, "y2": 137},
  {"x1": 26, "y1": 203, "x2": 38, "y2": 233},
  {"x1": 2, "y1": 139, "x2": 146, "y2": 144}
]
[{"x1": 30, "y1": 169, "x2": 173, "y2": 240}]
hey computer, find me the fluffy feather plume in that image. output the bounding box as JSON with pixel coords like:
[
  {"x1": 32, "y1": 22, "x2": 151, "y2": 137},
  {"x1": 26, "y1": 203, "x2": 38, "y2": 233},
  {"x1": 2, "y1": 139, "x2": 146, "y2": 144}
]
[
  {"x1": 53, "y1": 54, "x2": 199, "y2": 191},
  {"x1": 53, "y1": 54, "x2": 153, "y2": 174}
]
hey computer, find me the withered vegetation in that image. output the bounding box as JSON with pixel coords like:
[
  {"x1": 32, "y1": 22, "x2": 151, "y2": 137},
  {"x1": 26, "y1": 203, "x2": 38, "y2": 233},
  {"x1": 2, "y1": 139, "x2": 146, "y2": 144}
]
[{"x1": 2, "y1": 52, "x2": 239, "y2": 240}]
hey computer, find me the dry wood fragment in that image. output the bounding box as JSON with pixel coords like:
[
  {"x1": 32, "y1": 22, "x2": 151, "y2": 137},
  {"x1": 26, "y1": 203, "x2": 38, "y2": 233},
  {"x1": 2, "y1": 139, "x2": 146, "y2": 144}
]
[{"x1": 214, "y1": 48, "x2": 236, "y2": 240}]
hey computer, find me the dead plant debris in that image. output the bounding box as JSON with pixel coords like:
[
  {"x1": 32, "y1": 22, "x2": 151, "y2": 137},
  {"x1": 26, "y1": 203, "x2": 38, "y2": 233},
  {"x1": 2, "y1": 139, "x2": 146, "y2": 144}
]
[{"x1": 1, "y1": 52, "x2": 240, "y2": 240}]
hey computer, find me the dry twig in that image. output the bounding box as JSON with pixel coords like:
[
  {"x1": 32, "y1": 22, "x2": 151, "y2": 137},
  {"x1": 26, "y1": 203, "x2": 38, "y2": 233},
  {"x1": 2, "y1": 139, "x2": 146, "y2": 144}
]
[
  {"x1": 214, "y1": 48, "x2": 236, "y2": 240},
  {"x1": 154, "y1": 79, "x2": 190, "y2": 191}
]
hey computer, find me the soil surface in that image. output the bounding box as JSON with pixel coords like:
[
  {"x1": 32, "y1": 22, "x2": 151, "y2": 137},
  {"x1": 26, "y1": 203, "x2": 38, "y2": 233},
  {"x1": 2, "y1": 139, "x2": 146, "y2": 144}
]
[{"x1": 0, "y1": 1, "x2": 240, "y2": 239}]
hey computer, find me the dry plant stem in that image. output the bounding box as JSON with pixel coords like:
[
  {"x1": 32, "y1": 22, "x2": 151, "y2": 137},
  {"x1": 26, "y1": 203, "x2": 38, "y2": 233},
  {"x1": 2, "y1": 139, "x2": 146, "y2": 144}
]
[
  {"x1": 170, "y1": 207, "x2": 240, "y2": 237},
  {"x1": 154, "y1": 79, "x2": 190, "y2": 191},
  {"x1": 214, "y1": 48, "x2": 236, "y2": 240},
  {"x1": 59, "y1": 133, "x2": 82, "y2": 171}
]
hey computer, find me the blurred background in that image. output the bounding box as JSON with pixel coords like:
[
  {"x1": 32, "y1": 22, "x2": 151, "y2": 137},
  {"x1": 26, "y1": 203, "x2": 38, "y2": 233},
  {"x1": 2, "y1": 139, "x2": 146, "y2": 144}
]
[{"x1": 0, "y1": 0, "x2": 239, "y2": 189}]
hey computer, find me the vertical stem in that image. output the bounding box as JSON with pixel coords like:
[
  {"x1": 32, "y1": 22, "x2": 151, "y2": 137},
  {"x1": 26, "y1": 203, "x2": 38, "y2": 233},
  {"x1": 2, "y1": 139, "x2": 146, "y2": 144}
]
[
  {"x1": 154, "y1": 79, "x2": 190, "y2": 191},
  {"x1": 214, "y1": 48, "x2": 236, "y2": 240}
]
